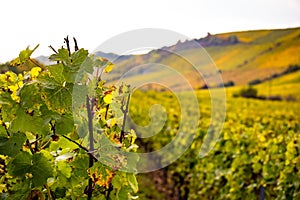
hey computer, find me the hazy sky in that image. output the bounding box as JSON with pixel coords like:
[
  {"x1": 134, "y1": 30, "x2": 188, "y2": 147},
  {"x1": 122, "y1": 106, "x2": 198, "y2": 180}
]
[{"x1": 0, "y1": 0, "x2": 299, "y2": 63}]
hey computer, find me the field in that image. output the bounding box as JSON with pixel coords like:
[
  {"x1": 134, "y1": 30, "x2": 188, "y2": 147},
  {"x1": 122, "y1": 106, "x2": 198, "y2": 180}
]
[{"x1": 132, "y1": 84, "x2": 300, "y2": 199}]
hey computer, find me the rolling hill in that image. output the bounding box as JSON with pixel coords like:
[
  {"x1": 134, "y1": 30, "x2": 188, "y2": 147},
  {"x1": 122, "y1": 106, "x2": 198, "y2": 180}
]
[{"x1": 96, "y1": 27, "x2": 300, "y2": 90}]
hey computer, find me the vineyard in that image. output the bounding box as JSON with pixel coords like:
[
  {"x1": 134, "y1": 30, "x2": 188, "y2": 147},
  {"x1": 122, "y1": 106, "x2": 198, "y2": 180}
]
[
  {"x1": 132, "y1": 89, "x2": 300, "y2": 199},
  {"x1": 0, "y1": 36, "x2": 300, "y2": 200}
]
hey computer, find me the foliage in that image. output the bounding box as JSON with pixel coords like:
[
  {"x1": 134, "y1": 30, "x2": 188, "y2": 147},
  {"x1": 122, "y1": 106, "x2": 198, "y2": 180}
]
[
  {"x1": 132, "y1": 90, "x2": 300, "y2": 199},
  {"x1": 0, "y1": 39, "x2": 139, "y2": 199},
  {"x1": 249, "y1": 79, "x2": 262, "y2": 86},
  {"x1": 234, "y1": 86, "x2": 258, "y2": 98}
]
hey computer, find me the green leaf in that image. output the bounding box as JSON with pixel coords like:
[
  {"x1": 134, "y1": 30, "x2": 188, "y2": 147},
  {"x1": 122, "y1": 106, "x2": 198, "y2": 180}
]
[
  {"x1": 11, "y1": 44, "x2": 39, "y2": 66},
  {"x1": 127, "y1": 173, "x2": 138, "y2": 193},
  {"x1": 0, "y1": 133, "x2": 26, "y2": 156},
  {"x1": 56, "y1": 152, "x2": 74, "y2": 162},
  {"x1": 55, "y1": 114, "x2": 74, "y2": 135},
  {"x1": 8, "y1": 152, "x2": 53, "y2": 187},
  {"x1": 72, "y1": 84, "x2": 88, "y2": 109},
  {"x1": 19, "y1": 83, "x2": 42, "y2": 109},
  {"x1": 57, "y1": 137, "x2": 79, "y2": 150},
  {"x1": 8, "y1": 152, "x2": 32, "y2": 177},
  {"x1": 0, "y1": 91, "x2": 14, "y2": 105},
  {"x1": 48, "y1": 64, "x2": 65, "y2": 84},
  {"x1": 80, "y1": 55, "x2": 94, "y2": 74},
  {"x1": 31, "y1": 153, "x2": 53, "y2": 187},
  {"x1": 9, "y1": 179, "x2": 31, "y2": 199},
  {"x1": 10, "y1": 107, "x2": 46, "y2": 135},
  {"x1": 54, "y1": 187, "x2": 67, "y2": 198},
  {"x1": 111, "y1": 174, "x2": 122, "y2": 189},
  {"x1": 49, "y1": 48, "x2": 70, "y2": 65},
  {"x1": 38, "y1": 72, "x2": 73, "y2": 114},
  {"x1": 0, "y1": 125, "x2": 7, "y2": 137},
  {"x1": 117, "y1": 187, "x2": 131, "y2": 200},
  {"x1": 71, "y1": 154, "x2": 89, "y2": 178},
  {"x1": 57, "y1": 161, "x2": 72, "y2": 178},
  {"x1": 71, "y1": 48, "x2": 88, "y2": 69}
]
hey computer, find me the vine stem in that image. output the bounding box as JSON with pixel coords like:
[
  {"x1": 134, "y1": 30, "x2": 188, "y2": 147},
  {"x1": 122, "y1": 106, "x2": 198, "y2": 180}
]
[
  {"x1": 106, "y1": 183, "x2": 113, "y2": 200},
  {"x1": 29, "y1": 58, "x2": 46, "y2": 70},
  {"x1": 120, "y1": 92, "x2": 131, "y2": 143},
  {"x1": 45, "y1": 183, "x2": 53, "y2": 200},
  {"x1": 48, "y1": 45, "x2": 58, "y2": 54},
  {"x1": 61, "y1": 135, "x2": 98, "y2": 161},
  {"x1": 86, "y1": 95, "x2": 95, "y2": 200},
  {"x1": 64, "y1": 36, "x2": 71, "y2": 57}
]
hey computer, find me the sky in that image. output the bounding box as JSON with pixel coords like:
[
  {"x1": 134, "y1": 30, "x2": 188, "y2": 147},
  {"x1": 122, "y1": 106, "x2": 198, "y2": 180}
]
[{"x1": 0, "y1": 0, "x2": 299, "y2": 63}]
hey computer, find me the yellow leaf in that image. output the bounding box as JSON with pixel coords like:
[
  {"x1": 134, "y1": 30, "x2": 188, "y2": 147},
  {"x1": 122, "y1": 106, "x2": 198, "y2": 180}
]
[
  {"x1": 108, "y1": 118, "x2": 116, "y2": 127},
  {"x1": 30, "y1": 67, "x2": 42, "y2": 79},
  {"x1": 104, "y1": 63, "x2": 114, "y2": 73},
  {"x1": 5, "y1": 71, "x2": 17, "y2": 82},
  {"x1": 103, "y1": 93, "x2": 113, "y2": 104},
  {"x1": 8, "y1": 84, "x2": 19, "y2": 92}
]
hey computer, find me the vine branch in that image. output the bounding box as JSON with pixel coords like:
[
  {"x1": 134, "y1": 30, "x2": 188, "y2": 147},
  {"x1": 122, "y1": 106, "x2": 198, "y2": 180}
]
[
  {"x1": 62, "y1": 135, "x2": 98, "y2": 162},
  {"x1": 86, "y1": 95, "x2": 95, "y2": 199},
  {"x1": 120, "y1": 92, "x2": 131, "y2": 143}
]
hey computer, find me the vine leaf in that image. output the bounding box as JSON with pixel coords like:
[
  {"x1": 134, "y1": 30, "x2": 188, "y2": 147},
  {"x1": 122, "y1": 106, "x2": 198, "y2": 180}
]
[
  {"x1": 55, "y1": 114, "x2": 74, "y2": 135},
  {"x1": 38, "y1": 72, "x2": 73, "y2": 114},
  {"x1": 57, "y1": 161, "x2": 72, "y2": 178},
  {"x1": 0, "y1": 133, "x2": 26, "y2": 156},
  {"x1": 127, "y1": 173, "x2": 138, "y2": 193},
  {"x1": 19, "y1": 84, "x2": 43, "y2": 109},
  {"x1": 11, "y1": 44, "x2": 39, "y2": 66},
  {"x1": 49, "y1": 48, "x2": 70, "y2": 65},
  {"x1": 8, "y1": 152, "x2": 53, "y2": 187},
  {"x1": 10, "y1": 107, "x2": 47, "y2": 135},
  {"x1": 104, "y1": 63, "x2": 114, "y2": 73},
  {"x1": 88, "y1": 162, "x2": 114, "y2": 188},
  {"x1": 71, "y1": 48, "x2": 89, "y2": 69},
  {"x1": 31, "y1": 153, "x2": 54, "y2": 187},
  {"x1": 47, "y1": 64, "x2": 65, "y2": 83},
  {"x1": 8, "y1": 151, "x2": 32, "y2": 177}
]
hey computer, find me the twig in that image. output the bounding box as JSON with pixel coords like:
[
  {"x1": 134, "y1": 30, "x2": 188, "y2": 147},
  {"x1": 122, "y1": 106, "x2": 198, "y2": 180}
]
[
  {"x1": 39, "y1": 138, "x2": 52, "y2": 151},
  {"x1": 73, "y1": 37, "x2": 79, "y2": 51},
  {"x1": 120, "y1": 92, "x2": 131, "y2": 143},
  {"x1": 48, "y1": 45, "x2": 58, "y2": 54},
  {"x1": 105, "y1": 104, "x2": 109, "y2": 120},
  {"x1": 86, "y1": 95, "x2": 95, "y2": 200},
  {"x1": 106, "y1": 183, "x2": 113, "y2": 200},
  {"x1": 34, "y1": 134, "x2": 38, "y2": 153},
  {"x1": 1, "y1": 121, "x2": 10, "y2": 137},
  {"x1": 29, "y1": 58, "x2": 46, "y2": 70},
  {"x1": 61, "y1": 135, "x2": 98, "y2": 162},
  {"x1": 45, "y1": 183, "x2": 53, "y2": 200},
  {"x1": 64, "y1": 36, "x2": 71, "y2": 57},
  {"x1": 62, "y1": 135, "x2": 88, "y2": 151},
  {"x1": 87, "y1": 96, "x2": 95, "y2": 156},
  {"x1": 26, "y1": 139, "x2": 34, "y2": 154}
]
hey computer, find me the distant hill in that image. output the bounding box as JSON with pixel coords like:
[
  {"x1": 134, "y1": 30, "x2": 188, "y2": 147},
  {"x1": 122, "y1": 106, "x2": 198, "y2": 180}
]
[
  {"x1": 35, "y1": 55, "x2": 54, "y2": 65},
  {"x1": 96, "y1": 27, "x2": 300, "y2": 90},
  {"x1": 32, "y1": 27, "x2": 300, "y2": 90}
]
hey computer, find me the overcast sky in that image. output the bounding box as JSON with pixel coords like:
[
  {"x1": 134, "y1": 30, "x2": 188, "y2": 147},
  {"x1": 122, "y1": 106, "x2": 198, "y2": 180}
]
[{"x1": 0, "y1": 0, "x2": 299, "y2": 63}]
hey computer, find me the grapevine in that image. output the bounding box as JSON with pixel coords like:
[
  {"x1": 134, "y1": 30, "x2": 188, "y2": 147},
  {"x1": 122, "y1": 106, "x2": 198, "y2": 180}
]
[{"x1": 0, "y1": 37, "x2": 139, "y2": 199}]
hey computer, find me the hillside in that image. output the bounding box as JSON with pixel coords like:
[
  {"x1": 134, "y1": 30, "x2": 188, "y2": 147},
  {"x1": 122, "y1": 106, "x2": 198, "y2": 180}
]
[{"x1": 98, "y1": 27, "x2": 300, "y2": 89}]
